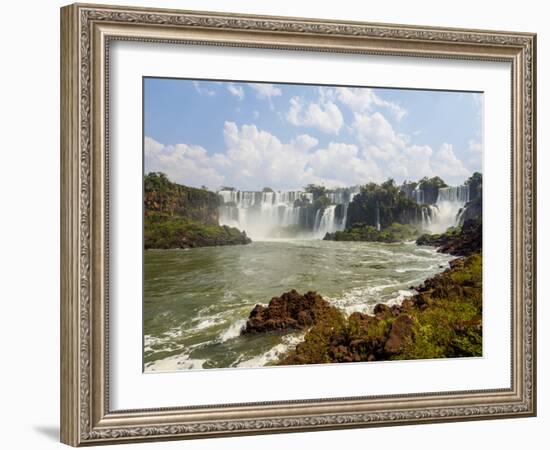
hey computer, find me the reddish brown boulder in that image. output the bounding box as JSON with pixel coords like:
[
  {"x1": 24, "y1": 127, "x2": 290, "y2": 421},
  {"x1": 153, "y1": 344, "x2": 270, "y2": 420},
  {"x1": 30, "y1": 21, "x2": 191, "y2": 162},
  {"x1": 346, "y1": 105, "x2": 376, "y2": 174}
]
[
  {"x1": 384, "y1": 315, "x2": 415, "y2": 354},
  {"x1": 242, "y1": 290, "x2": 336, "y2": 334}
]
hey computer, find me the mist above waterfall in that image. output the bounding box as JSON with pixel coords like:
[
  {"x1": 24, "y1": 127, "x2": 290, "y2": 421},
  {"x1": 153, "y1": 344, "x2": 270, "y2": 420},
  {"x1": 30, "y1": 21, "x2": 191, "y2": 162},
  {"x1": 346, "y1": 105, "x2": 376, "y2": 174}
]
[
  {"x1": 426, "y1": 185, "x2": 471, "y2": 233},
  {"x1": 218, "y1": 189, "x2": 352, "y2": 239},
  {"x1": 218, "y1": 179, "x2": 474, "y2": 240}
]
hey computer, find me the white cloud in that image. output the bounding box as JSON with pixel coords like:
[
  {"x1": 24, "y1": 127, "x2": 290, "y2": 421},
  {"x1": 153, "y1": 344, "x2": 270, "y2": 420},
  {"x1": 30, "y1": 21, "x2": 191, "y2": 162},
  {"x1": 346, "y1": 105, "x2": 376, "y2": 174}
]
[
  {"x1": 332, "y1": 87, "x2": 407, "y2": 120},
  {"x1": 192, "y1": 81, "x2": 215, "y2": 97},
  {"x1": 248, "y1": 83, "x2": 282, "y2": 99},
  {"x1": 350, "y1": 110, "x2": 470, "y2": 183},
  {"x1": 352, "y1": 112, "x2": 406, "y2": 159},
  {"x1": 227, "y1": 83, "x2": 244, "y2": 100},
  {"x1": 430, "y1": 143, "x2": 471, "y2": 184},
  {"x1": 247, "y1": 83, "x2": 282, "y2": 110},
  {"x1": 145, "y1": 122, "x2": 380, "y2": 191},
  {"x1": 286, "y1": 96, "x2": 344, "y2": 135},
  {"x1": 144, "y1": 136, "x2": 224, "y2": 188},
  {"x1": 146, "y1": 107, "x2": 473, "y2": 191},
  {"x1": 307, "y1": 142, "x2": 382, "y2": 185}
]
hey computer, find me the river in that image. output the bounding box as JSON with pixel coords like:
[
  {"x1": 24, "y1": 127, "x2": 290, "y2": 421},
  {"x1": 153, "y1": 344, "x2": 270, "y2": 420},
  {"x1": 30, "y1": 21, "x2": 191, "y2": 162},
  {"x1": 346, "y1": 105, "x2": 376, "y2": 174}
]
[{"x1": 143, "y1": 239, "x2": 453, "y2": 371}]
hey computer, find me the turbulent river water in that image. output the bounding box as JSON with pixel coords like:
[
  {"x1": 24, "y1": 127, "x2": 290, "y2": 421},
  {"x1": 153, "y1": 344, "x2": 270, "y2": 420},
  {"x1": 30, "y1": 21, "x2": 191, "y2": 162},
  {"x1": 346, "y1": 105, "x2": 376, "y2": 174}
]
[{"x1": 144, "y1": 239, "x2": 453, "y2": 372}]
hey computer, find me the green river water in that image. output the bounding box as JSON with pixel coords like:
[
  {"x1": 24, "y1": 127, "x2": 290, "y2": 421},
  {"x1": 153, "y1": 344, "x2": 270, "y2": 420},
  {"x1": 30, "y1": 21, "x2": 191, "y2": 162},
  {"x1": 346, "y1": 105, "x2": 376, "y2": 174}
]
[{"x1": 143, "y1": 239, "x2": 452, "y2": 371}]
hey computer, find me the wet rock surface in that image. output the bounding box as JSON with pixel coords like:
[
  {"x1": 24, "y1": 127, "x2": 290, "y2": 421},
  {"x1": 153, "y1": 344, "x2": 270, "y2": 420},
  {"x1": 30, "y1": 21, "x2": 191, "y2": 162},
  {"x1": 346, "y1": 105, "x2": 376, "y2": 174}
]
[{"x1": 242, "y1": 290, "x2": 339, "y2": 334}]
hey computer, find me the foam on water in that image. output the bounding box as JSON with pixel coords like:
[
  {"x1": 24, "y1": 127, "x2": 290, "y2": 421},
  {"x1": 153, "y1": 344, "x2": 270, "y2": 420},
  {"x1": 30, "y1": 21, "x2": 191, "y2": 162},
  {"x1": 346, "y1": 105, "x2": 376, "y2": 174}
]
[
  {"x1": 218, "y1": 319, "x2": 246, "y2": 343},
  {"x1": 236, "y1": 334, "x2": 304, "y2": 368},
  {"x1": 145, "y1": 352, "x2": 207, "y2": 372},
  {"x1": 144, "y1": 239, "x2": 454, "y2": 371}
]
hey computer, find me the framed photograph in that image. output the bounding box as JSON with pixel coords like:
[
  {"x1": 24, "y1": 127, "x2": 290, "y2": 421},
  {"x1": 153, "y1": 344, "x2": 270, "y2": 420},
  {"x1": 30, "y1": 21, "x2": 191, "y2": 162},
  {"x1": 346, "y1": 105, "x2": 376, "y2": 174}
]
[{"x1": 60, "y1": 3, "x2": 536, "y2": 446}]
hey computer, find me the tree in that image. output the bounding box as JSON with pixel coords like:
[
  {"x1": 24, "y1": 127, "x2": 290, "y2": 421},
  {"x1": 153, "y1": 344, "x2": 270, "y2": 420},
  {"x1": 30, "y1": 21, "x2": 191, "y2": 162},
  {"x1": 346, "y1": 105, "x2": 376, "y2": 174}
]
[
  {"x1": 347, "y1": 179, "x2": 421, "y2": 229},
  {"x1": 293, "y1": 194, "x2": 311, "y2": 208},
  {"x1": 465, "y1": 172, "x2": 482, "y2": 200},
  {"x1": 313, "y1": 195, "x2": 331, "y2": 210},
  {"x1": 418, "y1": 176, "x2": 448, "y2": 190},
  {"x1": 262, "y1": 187, "x2": 274, "y2": 193},
  {"x1": 304, "y1": 184, "x2": 327, "y2": 198}
]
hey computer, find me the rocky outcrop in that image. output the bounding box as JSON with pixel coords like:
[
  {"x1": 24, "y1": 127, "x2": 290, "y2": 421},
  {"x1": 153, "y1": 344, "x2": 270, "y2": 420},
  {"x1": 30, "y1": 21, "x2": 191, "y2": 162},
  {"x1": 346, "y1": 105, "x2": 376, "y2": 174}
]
[
  {"x1": 242, "y1": 290, "x2": 339, "y2": 334},
  {"x1": 144, "y1": 172, "x2": 219, "y2": 224},
  {"x1": 384, "y1": 315, "x2": 414, "y2": 354},
  {"x1": 459, "y1": 195, "x2": 482, "y2": 223},
  {"x1": 144, "y1": 219, "x2": 251, "y2": 249},
  {"x1": 144, "y1": 172, "x2": 251, "y2": 249},
  {"x1": 276, "y1": 252, "x2": 482, "y2": 365},
  {"x1": 438, "y1": 219, "x2": 481, "y2": 256},
  {"x1": 416, "y1": 219, "x2": 481, "y2": 256}
]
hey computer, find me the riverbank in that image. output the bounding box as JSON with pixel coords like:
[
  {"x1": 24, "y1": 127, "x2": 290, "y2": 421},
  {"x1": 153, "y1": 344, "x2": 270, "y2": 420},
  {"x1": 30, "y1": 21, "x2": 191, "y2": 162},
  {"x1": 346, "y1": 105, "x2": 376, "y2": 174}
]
[
  {"x1": 416, "y1": 219, "x2": 481, "y2": 256},
  {"x1": 144, "y1": 214, "x2": 251, "y2": 249},
  {"x1": 272, "y1": 253, "x2": 481, "y2": 365},
  {"x1": 242, "y1": 218, "x2": 483, "y2": 365},
  {"x1": 324, "y1": 223, "x2": 420, "y2": 243},
  {"x1": 143, "y1": 239, "x2": 452, "y2": 370}
]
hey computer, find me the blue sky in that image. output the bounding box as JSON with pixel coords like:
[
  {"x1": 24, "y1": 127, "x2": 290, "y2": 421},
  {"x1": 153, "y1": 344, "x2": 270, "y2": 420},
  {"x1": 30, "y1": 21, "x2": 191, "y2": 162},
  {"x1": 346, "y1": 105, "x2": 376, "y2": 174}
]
[{"x1": 144, "y1": 78, "x2": 482, "y2": 191}]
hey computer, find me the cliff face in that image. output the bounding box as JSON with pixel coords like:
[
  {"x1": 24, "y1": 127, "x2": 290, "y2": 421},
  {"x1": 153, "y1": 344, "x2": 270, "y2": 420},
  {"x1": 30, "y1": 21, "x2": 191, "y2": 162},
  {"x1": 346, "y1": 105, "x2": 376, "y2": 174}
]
[
  {"x1": 144, "y1": 172, "x2": 219, "y2": 224},
  {"x1": 459, "y1": 172, "x2": 483, "y2": 223},
  {"x1": 460, "y1": 196, "x2": 482, "y2": 223},
  {"x1": 144, "y1": 173, "x2": 251, "y2": 249},
  {"x1": 346, "y1": 181, "x2": 422, "y2": 229},
  {"x1": 416, "y1": 218, "x2": 482, "y2": 257}
]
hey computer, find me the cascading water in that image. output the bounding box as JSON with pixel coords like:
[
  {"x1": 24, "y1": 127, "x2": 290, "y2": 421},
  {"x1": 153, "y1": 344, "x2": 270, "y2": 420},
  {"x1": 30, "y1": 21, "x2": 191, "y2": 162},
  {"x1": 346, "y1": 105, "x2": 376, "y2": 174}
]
[
  {"x1": 314, "y1": 205, "x2": 338, "y2": 238},
  {"x1": 219, "y1": 190, "x2": 308, "y2": 238},
  {"x1": 219, "y1": 189, "x2": 356, "y2": 239},
  {"x1": 427, "y1": 185, "x2": 470, "y2": 233},
  {"x1": 412, "y1": 186, "x2": 425, "y2": 204},
  {"x1": 218, "y1": 183, "x2": 469, "y2": 238}
]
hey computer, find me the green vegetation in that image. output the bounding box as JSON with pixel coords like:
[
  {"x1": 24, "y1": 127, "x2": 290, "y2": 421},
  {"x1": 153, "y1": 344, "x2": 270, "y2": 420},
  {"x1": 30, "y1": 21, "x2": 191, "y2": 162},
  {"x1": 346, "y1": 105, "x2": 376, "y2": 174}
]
[
  {"x1": 324, "y1": 223, "x2": 420, "y2": 243},
  {"x1": 313, "y1": 195, "x2": 332, "y2": 210},
  {"x1": 396, "y1": 253, "x2": 482, "y2": 359},
  {"x1": 417, "y1": 176, "x2": 448, "y2": 191},
  {"x1": 293, "y1": 195, "x2": 311, "y2": 208},
  {"x1": 416, "y1": 226, "x2": 461, "y2": 247},
  {"x1": 145, "y1": 172, "x2": 219, "y2": 224},
  {"x1": 304, "y1": 184, "x2": 327, "y2": 198},
  {"x1": 144, "y1": 172, "x2": 251, "y2": 249},
  {"x1": 144, "y1": 214, "x2": 250, "y2": 249},
  {"x1": 401, "y1": 180, "x2": 418, "y2": 191},
  {"x1": 465, "y1": 171, "x2": 482, "y2": 201},
  {"x1": 416, "y1": 219, "x2": 481, "y2": 256},
  {"x1": 278, "y1": 252, "x2": 482, "y2": 365},
  {"x1": 346, "y1": 179, "x2": 423, "y2": 229},
  {"x1": 458, "y1": 172, "x2": 482, "y2": 222}
]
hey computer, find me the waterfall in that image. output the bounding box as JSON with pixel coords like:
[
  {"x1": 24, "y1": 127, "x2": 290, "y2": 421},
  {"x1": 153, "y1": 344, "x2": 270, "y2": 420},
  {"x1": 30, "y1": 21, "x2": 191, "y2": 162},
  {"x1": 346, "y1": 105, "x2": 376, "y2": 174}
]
[
  {"x1": 219, "y1": 189, "x2": 352, "y2": 239},
  {"x1": 375, "y1": 206, "x2": 381, "y2": 231},
  {"x1": 427, "y1": 185, "x2": 470, "y2": 233},
  {"x1": 413, "y1": 187, "x2": 424, "y2": 204},
  {"x1": 314, "y1": 205, "x2": 338, "y2": 238}
]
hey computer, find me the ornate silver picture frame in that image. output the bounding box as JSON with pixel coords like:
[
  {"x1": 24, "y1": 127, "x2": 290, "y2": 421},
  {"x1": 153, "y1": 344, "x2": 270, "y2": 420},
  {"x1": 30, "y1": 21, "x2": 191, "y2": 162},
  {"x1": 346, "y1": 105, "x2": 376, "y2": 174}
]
[{"x1": 60, "y1": 3, "x2": 536, "y2": 446}]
